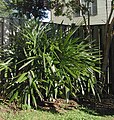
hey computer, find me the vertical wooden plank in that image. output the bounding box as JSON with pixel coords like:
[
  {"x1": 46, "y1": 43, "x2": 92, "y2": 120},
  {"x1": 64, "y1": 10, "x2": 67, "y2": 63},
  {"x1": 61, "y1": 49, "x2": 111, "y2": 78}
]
[
  {"x1": 0, "y1": 17, "x2": 4, "y2": 95},
  {"x1": 79, "y1": 26, "x2": 84, "y2": 38},
  {"x1": 109, "y1": 23, "x2": 114, "y2": 94},
  {"x1": 0, "y1": 17, "x2": 4, "y2": 47},
  {"x1": 92, "y1": 25, "x2": 99, "y2": 43},
  {"x1": 1, "y1": 18, "x2": 4, "y2": 46},
  {"x1": 109, "y1": 38, "x2": 114, "y2": 94},
  {"x1": 0, "y1": 19, "x2": 1, "y2": 46},
  {"x1": 99, "y1": 25, "x2": 105, "y2": 55},
  {"x1": 91, "y1": 25, "x2": 94, "y2": 40},
  {"x1": 92, "y1": 26, "x2": 100, "y2": 83},
  {"x1": 0, "y1": 18, "x2": 2, "y2": 89}
]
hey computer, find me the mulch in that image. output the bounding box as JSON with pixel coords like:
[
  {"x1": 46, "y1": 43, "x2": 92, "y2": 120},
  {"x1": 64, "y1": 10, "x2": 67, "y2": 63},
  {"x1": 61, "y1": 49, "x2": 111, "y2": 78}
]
[
  {"x1": 79, "y1": 94, "x2": 114, "y2": 115},
  {"x1": 38, "y1": 98, "x2": 78, "y2": 113},
  {"x1": 1, "y1": 94, "x2": 114, "y2": 115}
]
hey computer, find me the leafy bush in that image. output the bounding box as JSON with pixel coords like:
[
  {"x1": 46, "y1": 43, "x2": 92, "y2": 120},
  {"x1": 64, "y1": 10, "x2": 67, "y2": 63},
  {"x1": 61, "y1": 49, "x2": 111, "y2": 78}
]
[{"x1": 0, "y1": 19, "x2": 101, "y2": 108}]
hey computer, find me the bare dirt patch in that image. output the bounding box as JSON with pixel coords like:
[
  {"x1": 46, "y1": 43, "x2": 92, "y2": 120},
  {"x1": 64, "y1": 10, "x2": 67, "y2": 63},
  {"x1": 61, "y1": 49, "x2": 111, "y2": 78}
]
[{"x1": 38, "y1": 98, "x2": 78, "y2": 113}]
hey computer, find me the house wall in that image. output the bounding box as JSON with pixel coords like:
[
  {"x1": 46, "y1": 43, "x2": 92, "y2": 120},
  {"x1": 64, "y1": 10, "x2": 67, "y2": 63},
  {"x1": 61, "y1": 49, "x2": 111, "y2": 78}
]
[{"x1": 51, "y1": 0, "x2": 113, "y2": 25}]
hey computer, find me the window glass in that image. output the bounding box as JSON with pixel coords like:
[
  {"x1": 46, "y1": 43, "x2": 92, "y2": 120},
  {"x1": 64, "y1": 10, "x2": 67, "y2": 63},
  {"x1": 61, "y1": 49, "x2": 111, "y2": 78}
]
[{"x1": 74, "y1": 0, "x2": 97, "y2": 17}]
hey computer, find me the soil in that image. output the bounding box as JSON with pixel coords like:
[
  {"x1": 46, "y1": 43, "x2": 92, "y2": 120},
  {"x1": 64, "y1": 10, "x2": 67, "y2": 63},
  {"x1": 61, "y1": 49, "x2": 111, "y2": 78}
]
[
  {"x1": 79, "y1": 94, "x2": 114, "y2": 115},
  {"x1": 38, "y1": 98, "x2": 78, "y2": 113},
  {"x1": 38, "y1": 94, "x2": 114, "y2": 115},
  {"x1": 1, "y1": 94, "x2": 114, "y2": 115}
]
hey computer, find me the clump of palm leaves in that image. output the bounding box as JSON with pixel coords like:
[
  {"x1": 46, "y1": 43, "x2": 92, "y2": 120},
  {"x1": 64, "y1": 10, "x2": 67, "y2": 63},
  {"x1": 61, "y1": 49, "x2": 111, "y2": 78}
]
[{"x1": 0, "y1": 19, "x2": 101, "y2": 109}]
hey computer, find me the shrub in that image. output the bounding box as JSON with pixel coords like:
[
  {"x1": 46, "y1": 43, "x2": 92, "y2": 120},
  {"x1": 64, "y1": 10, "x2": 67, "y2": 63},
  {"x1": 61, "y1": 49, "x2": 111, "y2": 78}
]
[{"x1": 0, "y1": 19, "x2": 101, "y2": 108}]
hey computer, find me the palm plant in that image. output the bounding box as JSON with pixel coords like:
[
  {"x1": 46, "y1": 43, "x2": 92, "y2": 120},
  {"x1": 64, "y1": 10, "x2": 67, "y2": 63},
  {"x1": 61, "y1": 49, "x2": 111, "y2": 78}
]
[{"x1": 0, "y1": 19, "x2": 101, "y2": 108}]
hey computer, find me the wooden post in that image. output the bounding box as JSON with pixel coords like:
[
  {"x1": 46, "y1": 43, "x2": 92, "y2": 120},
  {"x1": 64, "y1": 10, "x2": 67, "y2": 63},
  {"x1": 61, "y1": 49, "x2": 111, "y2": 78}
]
[{"x1": 109, "y1": 17, "x2": 114, "y2": 94}]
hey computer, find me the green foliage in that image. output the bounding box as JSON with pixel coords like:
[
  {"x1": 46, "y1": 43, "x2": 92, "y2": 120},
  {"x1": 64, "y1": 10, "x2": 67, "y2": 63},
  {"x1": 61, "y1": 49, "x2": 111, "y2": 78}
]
[
  {"x1": 50, "y1": 0, "x2": 94, "y2": 19},
  {"x1": 1, "y1": 0, "x2": 50, "y2": 18},
  {"x1": 0, "y1": 0, "x2": 10, "y2": 16},
  {"x1": 0, "y1": 19, "x2": 101, "y2": 108},
  {"x1": 1, "y1": 0, "x2": 93, "y2": 19}
]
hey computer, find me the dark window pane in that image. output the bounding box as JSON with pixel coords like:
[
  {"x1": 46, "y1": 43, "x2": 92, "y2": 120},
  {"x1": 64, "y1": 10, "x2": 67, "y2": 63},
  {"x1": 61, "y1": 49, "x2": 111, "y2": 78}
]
[{"x1": 92, "y1": 0, "x2": 97, "y2": 15}]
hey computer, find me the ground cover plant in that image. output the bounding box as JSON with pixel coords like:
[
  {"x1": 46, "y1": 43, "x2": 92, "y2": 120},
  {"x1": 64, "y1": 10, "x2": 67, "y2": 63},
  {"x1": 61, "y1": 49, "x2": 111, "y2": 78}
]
[{"x1": 0, "y1": 19, "x2": 101, "y2": 109}]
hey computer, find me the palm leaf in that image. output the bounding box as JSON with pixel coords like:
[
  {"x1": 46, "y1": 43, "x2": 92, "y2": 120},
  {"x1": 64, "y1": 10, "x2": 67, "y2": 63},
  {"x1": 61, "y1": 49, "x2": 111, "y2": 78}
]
[
  {"x1": 19, "y1": 59, "x2": 33, "y2": 70},
  {"x1": 32, "y1": 81, "x2": 43, "y2": 101},
  {"x1": 16, "y1": 72, "x2": 28, "y2": 83}
]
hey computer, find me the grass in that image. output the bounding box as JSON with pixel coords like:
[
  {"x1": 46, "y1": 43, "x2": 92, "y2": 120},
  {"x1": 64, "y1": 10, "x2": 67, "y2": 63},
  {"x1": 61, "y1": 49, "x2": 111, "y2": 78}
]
[{"x1": 0, "y1": 104, "x2": 114, "y2": 120}]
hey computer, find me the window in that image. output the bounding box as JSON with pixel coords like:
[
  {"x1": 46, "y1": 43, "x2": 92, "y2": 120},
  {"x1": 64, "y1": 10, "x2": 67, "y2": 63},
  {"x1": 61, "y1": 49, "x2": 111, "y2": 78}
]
[{"x1": 74, "y1": 0, "x2": 97, "y2": 17}]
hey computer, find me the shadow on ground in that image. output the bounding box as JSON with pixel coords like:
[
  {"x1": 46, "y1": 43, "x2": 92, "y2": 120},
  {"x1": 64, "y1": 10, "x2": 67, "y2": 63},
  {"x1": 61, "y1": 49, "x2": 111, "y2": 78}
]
[{"x1": 78, "y1": 94, "x2": 114, "y2": 116}]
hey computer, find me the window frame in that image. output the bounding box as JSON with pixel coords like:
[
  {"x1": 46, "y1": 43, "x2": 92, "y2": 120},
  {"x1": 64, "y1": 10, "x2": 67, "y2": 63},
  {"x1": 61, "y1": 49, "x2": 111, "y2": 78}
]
[{"x1": 74, "y1": 0, "x2": 97, "y2": 17}]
